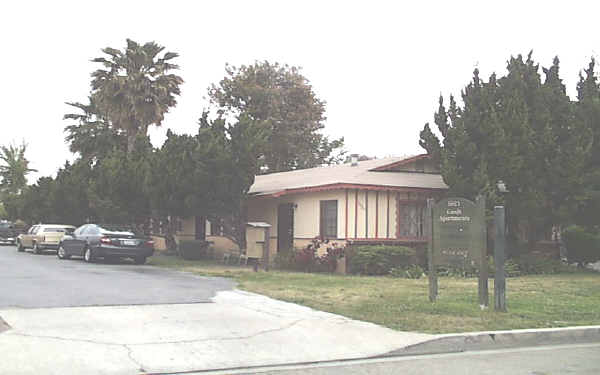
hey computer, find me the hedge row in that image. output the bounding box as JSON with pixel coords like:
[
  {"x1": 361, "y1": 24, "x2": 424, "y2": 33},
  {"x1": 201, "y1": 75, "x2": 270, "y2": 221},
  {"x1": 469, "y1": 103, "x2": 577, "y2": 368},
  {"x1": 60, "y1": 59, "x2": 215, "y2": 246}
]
[
  {"x1": 347, "y1": 245, "x2": 417, "y2": 275},
  {"x1": 562, "y1": 225, "x2": 600, "y2": 267}
]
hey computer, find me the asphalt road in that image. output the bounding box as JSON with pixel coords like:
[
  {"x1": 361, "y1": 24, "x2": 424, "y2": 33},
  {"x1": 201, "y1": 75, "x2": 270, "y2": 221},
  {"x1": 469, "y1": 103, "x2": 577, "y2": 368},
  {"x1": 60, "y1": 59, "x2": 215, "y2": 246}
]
[{"x1": 0, "y1": 245, "x2": 234, "y2": 308}]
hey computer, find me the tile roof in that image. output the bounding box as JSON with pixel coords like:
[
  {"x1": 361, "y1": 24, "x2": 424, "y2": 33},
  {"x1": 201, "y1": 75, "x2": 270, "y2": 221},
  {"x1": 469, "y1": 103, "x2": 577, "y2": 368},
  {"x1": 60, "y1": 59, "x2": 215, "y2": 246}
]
[{"x1": 248, "y1": 156, "x2": 448, "y2": 196}]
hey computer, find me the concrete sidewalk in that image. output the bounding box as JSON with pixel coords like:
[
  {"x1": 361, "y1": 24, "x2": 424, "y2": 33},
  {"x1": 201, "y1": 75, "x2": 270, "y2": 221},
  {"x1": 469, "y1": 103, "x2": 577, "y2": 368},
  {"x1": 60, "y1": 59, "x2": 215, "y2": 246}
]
[{"x1": 0, "y1": 290, "x2": 433, "y2": 375}]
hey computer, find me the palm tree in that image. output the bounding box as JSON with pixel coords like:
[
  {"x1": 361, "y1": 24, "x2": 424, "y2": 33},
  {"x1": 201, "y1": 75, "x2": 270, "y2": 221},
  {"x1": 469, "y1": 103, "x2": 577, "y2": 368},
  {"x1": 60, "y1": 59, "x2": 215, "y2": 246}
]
[
  {"x1": 90, "y1": 39, "x2": 183, "y2": 154},
  {"x1": 0, "y1": 142, "x2": 37, "y2": 195},
  {"x1": 64, "y1": 97, "x2": 127, "y2": 161}
]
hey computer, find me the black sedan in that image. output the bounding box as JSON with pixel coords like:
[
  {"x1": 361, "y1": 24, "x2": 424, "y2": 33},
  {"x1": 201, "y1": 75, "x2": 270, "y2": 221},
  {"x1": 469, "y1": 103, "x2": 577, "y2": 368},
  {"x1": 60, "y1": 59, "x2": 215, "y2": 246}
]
[{"x1": 58, "y1": 224, "x2": 154, "y2": 264}]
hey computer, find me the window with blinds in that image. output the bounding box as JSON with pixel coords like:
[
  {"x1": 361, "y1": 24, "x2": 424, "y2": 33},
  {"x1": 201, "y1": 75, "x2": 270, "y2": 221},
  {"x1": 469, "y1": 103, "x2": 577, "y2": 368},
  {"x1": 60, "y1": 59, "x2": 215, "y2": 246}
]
[{"x1": 320, "y1": 200, "x2": 338, "y2": 239}]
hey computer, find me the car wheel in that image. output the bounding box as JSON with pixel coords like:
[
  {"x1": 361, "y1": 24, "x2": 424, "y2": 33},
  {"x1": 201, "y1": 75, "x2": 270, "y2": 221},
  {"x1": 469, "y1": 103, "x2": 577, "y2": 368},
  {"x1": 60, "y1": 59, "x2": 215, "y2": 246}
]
[
  {"x1": 57, "y1": 245, "x2": 70, "y2": 260},
  {"x1": 83, "y1": 247, "x2": 95, "y2": 263},
  {"x1": 33, "y1": 242, "x2": 42, "y2": 255},
  {"x1": 17, "y1": 241, "x2": 24, "y2": 252},
  {"x1": 134, "y1": 256, "x2": 147, "y2": 265}
]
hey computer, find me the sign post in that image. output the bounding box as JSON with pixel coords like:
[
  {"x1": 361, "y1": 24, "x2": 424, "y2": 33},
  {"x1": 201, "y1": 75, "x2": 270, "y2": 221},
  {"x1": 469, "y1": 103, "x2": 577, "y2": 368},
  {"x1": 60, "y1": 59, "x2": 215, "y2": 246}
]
[
  {"x1": 477, "y1": 196, "x2": 488, "y2": 308},
  {"x1": 429, "y1": 197, "x2": 487, "y2": 305},
  {"x1": 426, "y1": 199, "x2": 437, "y2": 302},
  {"x1": 494, "y1": 206, "x2": 506, "y2": 312},
  {"x1": 263, "y1": 226, "x2": 270, "y2": 272}
]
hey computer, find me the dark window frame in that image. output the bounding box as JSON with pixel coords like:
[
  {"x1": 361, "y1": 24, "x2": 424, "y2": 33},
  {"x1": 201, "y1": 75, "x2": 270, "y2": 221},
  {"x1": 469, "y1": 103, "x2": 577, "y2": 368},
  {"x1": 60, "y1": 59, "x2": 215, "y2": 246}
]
[
  {"x1": 320, "y1": 200, "x2": 338, "y2": 239},
  {"x1": 398, "y1": 201, "x2": 426, "y2": 238}
]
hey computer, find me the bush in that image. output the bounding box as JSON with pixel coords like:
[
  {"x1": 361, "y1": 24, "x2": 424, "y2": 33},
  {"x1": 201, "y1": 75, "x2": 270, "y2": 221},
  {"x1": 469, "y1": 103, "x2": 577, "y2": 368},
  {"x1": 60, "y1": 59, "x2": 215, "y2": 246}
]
[
  {"x1": 274, "y1": 238, "x2": 345, "y2": 273},
  {"x1": 487, "y1": 253, "x2": 581, "y2": 276},
  {"x1": 389, "y1": 264, "x2": 424, "y2": 279},
  {"x1": 178, "y1": 240, "x2": 211, "y2": 260},
  {"x1": 563, "y1": 225, "x2": 600, "y2": 267},
  {"x1": 488, "y1": 257, "x2": 521, "y2": 277},
  {"x1": 348, "y1": 245, "x2": 416, "y2": 275},
  {"x1": 514, "y1": 253, "x2": 562, "y2": 275},
  {"x1": 437, "y1": 265, "x2": 478, "y2": 278},
  {"x1": 274, "y1": 250, "x2": 296, "y2": 269}
]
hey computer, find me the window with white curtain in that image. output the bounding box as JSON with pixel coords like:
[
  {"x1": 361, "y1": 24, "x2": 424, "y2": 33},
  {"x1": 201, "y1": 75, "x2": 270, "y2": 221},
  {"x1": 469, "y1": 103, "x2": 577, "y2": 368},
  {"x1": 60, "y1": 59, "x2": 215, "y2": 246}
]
[{"x1": 399, "y1": 202, "x2": 425, "y2": 238}]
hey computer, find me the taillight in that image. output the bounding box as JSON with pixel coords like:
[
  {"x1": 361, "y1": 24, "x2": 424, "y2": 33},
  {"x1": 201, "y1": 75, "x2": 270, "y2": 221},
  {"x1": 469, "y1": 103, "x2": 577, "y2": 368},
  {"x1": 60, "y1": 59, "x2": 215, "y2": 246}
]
[
  {"x1": 100, "y1": 237, "x2": 112, "y2": 245},
  {"x1": 145, "y1": 240, "x2": 154, "y2": 247}
]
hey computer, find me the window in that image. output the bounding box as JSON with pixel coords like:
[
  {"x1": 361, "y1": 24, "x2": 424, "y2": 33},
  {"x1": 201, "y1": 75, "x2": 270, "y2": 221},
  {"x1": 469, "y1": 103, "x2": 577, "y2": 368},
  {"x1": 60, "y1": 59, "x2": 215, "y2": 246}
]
[
  {"x1": 398, "y1": 202, "x2": 425, "y2": 238},
  {"x1": 320, "y1": 200, "x2": 338, "y2": 239},
  {"x1": 74, "y1": 225, "x2": 86, "y2": 236},
  {"x1": 83, "y1": 225, "x2": 100, "y2": 235},
  {"x1": 44, "y1": 227, "x2": 72, "y2": 233}
]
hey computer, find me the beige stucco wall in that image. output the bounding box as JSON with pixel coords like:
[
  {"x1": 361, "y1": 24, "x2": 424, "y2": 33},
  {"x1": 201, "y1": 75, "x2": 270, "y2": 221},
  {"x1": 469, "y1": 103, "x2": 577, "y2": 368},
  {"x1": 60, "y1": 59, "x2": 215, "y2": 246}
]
[
  {"x1": 172, "y1": 186, "x2": 436, "y2": 261},
  {"x1": 174, "y1": 217, "x2": 240, "y2": 256},
  {"x1": 207, "y1": 235, "x2": 240, "y2": 255},
  {"x1": 151, "y1": 235, "x2": 168, "y2": 251},
  {"x1": 247, "y1": 188, "x2": 400, "y2": 257},
  {"x1": 346, "y1": 189, "x2": 397, "y2": 239},
  {"x1": 174, "y1": 217, "x2": 196, "y2": 243},
  {"x1": 247, "y1": 190, "x2": 347, "y2": 241}
]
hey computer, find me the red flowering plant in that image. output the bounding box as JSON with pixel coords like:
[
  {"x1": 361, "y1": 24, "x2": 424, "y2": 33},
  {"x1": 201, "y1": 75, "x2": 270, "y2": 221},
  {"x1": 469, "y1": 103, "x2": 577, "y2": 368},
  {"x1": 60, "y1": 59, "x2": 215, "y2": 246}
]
[
  {"x1": 275, "y1": 237, "x2": 346, "y2": 273},
  {"x1": 313, "y1": 237, "x2": 346, "y2": 273}
]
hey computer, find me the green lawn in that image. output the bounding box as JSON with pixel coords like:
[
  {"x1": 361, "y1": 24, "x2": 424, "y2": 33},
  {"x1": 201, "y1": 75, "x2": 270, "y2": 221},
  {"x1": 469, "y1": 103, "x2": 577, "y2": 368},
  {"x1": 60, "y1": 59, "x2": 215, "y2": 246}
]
[{"x1": 148, "y1": 254, "x2": 600, "y2": 334}]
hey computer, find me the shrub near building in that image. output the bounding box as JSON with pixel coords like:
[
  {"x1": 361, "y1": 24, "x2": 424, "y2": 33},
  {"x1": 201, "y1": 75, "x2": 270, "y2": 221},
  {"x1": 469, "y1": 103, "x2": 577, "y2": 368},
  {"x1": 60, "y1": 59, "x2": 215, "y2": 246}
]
[
  {"x1": 347, "y1": 245, "x2": 417, "y2": 275},
  {"x1": 563, "y1": 225, "x2": 600, "y2": 267}
]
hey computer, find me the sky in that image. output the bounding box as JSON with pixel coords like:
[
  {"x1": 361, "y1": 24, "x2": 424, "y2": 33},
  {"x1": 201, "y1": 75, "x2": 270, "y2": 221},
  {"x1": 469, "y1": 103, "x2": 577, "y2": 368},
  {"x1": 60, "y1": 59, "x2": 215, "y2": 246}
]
[{"x1": 2, "y1": 0, "x2": 599, "y2": 182}]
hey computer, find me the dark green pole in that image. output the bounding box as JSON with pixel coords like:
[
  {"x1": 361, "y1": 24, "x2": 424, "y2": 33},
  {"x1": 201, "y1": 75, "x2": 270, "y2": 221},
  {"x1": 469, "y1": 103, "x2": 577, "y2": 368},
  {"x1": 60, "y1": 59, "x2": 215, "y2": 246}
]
[
  {"x1": 427, "y1": 199, "x2": 437, "y2": 302},
  {"x1": 477, "y1": 196, "x2": 488, "y2": 308},
  {"x1": 494, "y1": 206, "x2": 506, "y2": 312},
  {"x1": 263, "y1": 226, "x2": 270, "y2": 272}
]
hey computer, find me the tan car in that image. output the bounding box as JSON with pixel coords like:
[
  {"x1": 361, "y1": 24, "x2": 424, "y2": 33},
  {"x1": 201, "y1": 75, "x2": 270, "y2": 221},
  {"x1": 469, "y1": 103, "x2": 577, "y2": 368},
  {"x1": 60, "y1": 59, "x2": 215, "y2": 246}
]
[{"x1": 17, "y1": 224, "x2": 76, "y2": 254}]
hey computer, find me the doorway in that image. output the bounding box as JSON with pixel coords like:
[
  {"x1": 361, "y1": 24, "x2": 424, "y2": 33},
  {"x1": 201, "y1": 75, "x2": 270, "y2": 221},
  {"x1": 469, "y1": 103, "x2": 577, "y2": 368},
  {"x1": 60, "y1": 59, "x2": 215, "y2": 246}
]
[
  {"x1": 277, "y1": 203, "x2": 294, "y2": 252},
  {"x1": 195, "y1": 216, "x2": 206, "y2": 240}
]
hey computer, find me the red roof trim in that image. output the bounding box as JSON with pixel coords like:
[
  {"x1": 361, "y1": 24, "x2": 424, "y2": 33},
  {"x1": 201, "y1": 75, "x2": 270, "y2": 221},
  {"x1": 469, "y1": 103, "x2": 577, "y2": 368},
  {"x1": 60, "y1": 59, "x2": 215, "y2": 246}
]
[
  {"x1": 370, "y1": 154, "x2": 429, "y2": 172},
  {"x1": 251, "y1": 182, "x2": 446, "y2": 198}
]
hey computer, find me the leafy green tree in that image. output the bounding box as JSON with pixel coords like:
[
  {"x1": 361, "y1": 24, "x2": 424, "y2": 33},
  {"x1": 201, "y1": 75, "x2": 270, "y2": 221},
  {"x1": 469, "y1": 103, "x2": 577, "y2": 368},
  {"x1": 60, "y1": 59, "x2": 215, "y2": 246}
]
[
  {"x1": 0, "y1": 142, "x2": 36, "y2": 195},
  {"x1": 90, "y1": 39, "x2": 183, "y2": 154},
  {"x1": 574, "y1": 58, "x2": 600, "y2": 229},
  {"x1": 146, "y1": 113, "x2": 264, "y2": 247},
  {"x1": 420, "y1": 53, "x2": 591, "y2": 248},
  {"x1": 51, "y1": 161, "x2": 94, "y2": 225},
  {"x1": 207, "y1": 61, "x2": 344, "y2": 173},
  {"x1": 18, "y1": 177, "x2": 58, "y2": 224},
  {"x1": 89, "y1": 137, "x2": 153, "y2": 224},
  {"x1": 197, "y1": 113, "x2": 266, "y2": 245},
  {"x1": 64, "y1": 97, "x2": 126, "y2": 161},
  {"x1": 0, "y1": 203, "x2": 7, "y2": 219}
]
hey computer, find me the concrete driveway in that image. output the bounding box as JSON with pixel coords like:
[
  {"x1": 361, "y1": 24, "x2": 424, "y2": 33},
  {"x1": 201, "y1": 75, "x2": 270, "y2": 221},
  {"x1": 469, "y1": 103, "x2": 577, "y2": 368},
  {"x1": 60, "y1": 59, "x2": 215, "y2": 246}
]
[{"x1": 0, "y1": 246, "x2": 433, "y2": 374}]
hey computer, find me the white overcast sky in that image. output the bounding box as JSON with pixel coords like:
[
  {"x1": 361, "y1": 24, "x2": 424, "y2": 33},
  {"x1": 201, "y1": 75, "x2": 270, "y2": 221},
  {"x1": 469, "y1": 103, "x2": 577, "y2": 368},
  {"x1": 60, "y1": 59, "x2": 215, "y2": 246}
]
[{"x1": 2, "y1": 1, "x2": 599, "y2": 182}]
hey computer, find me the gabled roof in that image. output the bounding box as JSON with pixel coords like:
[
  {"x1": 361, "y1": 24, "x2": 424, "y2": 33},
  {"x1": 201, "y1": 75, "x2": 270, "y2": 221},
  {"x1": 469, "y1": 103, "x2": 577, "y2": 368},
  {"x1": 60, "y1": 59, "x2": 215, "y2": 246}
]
[{"x1": 248, "y1": 155, "x2": 447, "y2": 197}]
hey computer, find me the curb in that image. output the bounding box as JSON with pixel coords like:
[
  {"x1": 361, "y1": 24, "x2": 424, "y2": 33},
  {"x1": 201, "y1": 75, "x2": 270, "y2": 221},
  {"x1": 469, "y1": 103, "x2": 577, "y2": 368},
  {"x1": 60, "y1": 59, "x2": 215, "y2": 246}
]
[{"x1": 387, "y1": 325, "x2": 600, "y2": 356}]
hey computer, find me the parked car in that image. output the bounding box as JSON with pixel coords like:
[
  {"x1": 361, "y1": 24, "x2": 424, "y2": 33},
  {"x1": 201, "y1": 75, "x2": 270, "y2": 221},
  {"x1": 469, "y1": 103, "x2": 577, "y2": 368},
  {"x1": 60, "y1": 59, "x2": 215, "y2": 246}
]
[
  {"x1": 17, "y1": 224, "x2": 76, "y2": 254},
  {"x1": 0, "y1": 221, "x2": 19, "y2": 245},
  {"x1": 58, "y1": 224, "x2": 154, "y2": 264}
]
